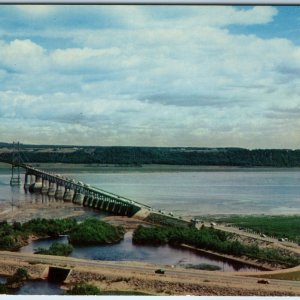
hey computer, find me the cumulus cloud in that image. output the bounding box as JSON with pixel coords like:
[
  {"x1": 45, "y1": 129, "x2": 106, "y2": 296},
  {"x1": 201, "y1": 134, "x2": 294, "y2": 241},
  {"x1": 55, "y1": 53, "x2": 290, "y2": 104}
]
[{"x1": 0, "y1": 5, "x2": 300, "y2": 148}]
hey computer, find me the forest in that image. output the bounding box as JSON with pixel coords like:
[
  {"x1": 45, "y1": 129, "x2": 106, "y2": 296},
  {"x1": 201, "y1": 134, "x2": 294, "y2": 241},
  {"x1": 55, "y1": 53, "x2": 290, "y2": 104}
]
[{"x1": 1, "y1": 144, "x2": 300, "y2": 167}]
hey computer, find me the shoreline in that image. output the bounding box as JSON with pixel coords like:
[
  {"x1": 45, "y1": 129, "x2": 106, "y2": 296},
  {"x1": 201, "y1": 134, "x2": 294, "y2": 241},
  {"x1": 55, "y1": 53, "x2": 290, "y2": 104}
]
[
  {"x1": 180, "y1": 244, "x2": 279, "y2": 271},
  {"x1": 2, "y1": 162, "x2": 300, "y2": 173}
]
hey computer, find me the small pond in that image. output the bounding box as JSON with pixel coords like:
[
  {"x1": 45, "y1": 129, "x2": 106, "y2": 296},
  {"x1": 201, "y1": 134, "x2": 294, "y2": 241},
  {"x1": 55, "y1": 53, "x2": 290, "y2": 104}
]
[{"x1": 20, "y1": 231, "x2": 262, "y2": 272}]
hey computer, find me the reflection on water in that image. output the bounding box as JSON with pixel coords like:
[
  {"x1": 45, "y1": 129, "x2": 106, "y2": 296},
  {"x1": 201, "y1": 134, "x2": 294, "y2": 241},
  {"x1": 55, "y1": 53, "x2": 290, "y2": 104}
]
[
  {"x1": 16, "y1": 280, "x2": 63, "y2": 295},
  {"x1": 20, "y1": 232, "x2": 261, "y2": 272},
  {"x1": 0, "y1": 276, "x2": 63, "y2": 295}
]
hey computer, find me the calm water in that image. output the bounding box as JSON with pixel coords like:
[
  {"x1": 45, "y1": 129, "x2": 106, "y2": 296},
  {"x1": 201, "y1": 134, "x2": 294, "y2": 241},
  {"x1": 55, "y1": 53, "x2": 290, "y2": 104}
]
[
  {"x1": 73, "y1": 171, "x2": 300, "y2": 215},
  {"x1": 1, "y1": 167, "x2": 300, "y2": 215},
  {"x1": 1, "y1": 166, "x2": 286, "y2": 294},
  {"x1": 19, "y1": 232, "x2": 260, "y2": 272},
  {"x1": 0, "y1": 276, "x2": 63, "y2": 295}
]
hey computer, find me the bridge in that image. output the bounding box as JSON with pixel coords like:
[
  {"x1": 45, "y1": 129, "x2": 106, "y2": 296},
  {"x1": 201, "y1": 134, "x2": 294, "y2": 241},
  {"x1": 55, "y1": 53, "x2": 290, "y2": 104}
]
[
  {"x1": 7, "y1": 142, "x2": 149, "y2": 217},
  {"x1": 20, "y1": 163, "x2": 148, "y2": 217}
]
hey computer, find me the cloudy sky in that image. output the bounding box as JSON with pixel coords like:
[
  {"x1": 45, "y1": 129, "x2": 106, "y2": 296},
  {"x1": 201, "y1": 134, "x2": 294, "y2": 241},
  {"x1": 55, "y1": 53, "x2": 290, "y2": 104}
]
[{"x1": 0, "y1": 5, "x2": 300, "y2": 148}]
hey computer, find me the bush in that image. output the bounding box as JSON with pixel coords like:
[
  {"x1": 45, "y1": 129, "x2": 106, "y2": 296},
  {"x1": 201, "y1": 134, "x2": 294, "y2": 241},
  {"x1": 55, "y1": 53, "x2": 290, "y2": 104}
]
[
  {"x1": 6, "y1": 268, "x2": 29, "y2": 285},
  {"x1": 69, "y1": 218, "x2": 125, "y2": 245},
  {"x1": 0, "y1": 284, "x2": 8, "y2": 294},
  {"x1": 67, "y1": 283, "x2": 101, "y2": 295},
  {"x1": 35, "y1": 242, "x2": 73, "y2": 256}
]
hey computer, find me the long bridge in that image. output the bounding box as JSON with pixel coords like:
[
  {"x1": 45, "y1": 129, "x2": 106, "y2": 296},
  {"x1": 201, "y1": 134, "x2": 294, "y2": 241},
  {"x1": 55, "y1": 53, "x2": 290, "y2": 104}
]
[
  {"x1": 9, "y1": 160, "x2": 148, "y2": 217},
  {"x1": 6, "y1": 142, "x2": 186, "y2": 224}
]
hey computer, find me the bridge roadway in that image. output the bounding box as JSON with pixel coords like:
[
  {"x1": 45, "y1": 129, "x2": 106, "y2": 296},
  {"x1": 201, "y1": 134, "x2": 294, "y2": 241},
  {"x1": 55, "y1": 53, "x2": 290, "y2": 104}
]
[
  {"x1": 0, "y1": 250, "x2": 300, "y2": 295},
  {"x1": 20, "y1": 163, "x2": 151, "y2": 217}
]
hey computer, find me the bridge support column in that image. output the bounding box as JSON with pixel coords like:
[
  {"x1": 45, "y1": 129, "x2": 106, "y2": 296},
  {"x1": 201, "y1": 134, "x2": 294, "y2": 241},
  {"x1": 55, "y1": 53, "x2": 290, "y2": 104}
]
[
  {"x1": 41, "y1": 179, "x2": 49, "y2": 194},
  {"x1": 33, "y1": 176, "x2": 43, "y2": 192},
  {"x1": 82, "y1": 195, "x2": 89, "y2": 206},
  {"x1": 55, "y1": 185, "x2": 64, "y2": 199},
  {"x1": 28, "y1": 175, "x2": 36, "y2": 193},
  {"x1": 73, "y1": 193, "x2": 85, "y2": 205},
  {"x1": 24, "y1": 173, "x2": 30, "y2": 190},
  {"x1": 47, "y1": 182, "x2": 56, "y2": 196},
  {"x1": 63, "y1": 189, "x2": 74, "y2": 202}
]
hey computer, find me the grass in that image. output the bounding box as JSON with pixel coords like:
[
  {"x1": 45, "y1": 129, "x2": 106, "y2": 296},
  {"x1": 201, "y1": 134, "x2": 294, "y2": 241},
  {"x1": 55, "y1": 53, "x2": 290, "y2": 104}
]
[{"x1": 209, "y1": 215, "x2": 300, "y2": 243}]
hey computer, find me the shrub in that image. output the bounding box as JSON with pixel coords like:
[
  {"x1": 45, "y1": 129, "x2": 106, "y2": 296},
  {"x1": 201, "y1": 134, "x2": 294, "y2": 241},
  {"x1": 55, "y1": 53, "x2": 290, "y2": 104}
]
[{"x1": 67, "y1": 283, "x2": 101, "y2": 295}]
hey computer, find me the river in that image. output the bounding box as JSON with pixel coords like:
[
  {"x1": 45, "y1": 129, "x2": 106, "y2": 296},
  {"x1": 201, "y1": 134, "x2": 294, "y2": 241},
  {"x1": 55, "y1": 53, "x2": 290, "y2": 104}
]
[
  {"x1": 1, "y1": 164, "x2": 295, "y2": 294},
  {"x1": 1, "y1": 165, "x2": 300, "y2": 216}
]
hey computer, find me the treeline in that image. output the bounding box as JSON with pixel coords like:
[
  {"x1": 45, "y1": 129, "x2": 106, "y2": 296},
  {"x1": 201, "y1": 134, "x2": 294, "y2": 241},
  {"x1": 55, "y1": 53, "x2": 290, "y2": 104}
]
[
  {"x1": 1, "y1": 146, "x2": 300, "y2": 167},
  {"x1": 133, "y1": 225, "x2": 300, "y2": 267}
]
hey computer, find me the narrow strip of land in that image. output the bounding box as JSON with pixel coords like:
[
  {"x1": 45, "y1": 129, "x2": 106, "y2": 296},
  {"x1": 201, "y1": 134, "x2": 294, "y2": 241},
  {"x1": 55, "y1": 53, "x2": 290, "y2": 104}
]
[{"x1": 0, "y1": 250, "x2": 299, "y2": 295}]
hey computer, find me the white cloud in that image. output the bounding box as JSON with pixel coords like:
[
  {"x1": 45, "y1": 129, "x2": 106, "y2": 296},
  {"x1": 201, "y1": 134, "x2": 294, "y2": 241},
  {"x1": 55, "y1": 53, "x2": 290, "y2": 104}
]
[
  {"x1": 0, "y1": 39, "x2": 47, "y2": 73},
  {"x1": 15, "y1": 5, "x2": 57, "y2": 17},
  {"x1": 1, "y1": 6, "x2": 300, "y2": 147}
]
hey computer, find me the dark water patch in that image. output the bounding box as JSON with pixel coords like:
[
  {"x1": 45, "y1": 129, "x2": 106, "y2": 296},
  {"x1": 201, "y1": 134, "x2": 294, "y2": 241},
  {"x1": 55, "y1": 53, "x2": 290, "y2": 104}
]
[
  {"x1": 0, "y1": 275, "x2": 63, "y2": 295},
  {"x1": 16, "y1": 280, "x2": 63, "y2": 295},
  {"x1": 19, "y1": 232, "x2": 261, "y2": 272},
  {"x1": 180, "y1": 263, "x2": 221, "y2": 271}
]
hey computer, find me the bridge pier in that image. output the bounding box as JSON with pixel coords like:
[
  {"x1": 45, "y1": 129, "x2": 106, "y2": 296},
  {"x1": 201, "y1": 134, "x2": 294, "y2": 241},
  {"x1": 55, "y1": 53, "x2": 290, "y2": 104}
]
[
  {"x1": 55, "y1": 185, "x2": 64, "y2": 199},
  {"x1": 33, "y1": 176, "x2": 43, "y2": 192},
  {"x1": 63, "y1": 188, "x2": 74, "y2": 202},
  {"x1": 48, "y1": 182, "x2": 56, "y2": 196},
  {"x1": 73, "y1": 193, "x2": 85, "y2": 205},
  {"x1": 92, "y1": 198, "x2": 98, "y2": 208},
  {"x1": 24, "y1": 173, "x2": 30, "y2": 190},
  {"x1": 83, "y1": 195, "x2": 89, "y2": 206},
  {"x1": 41, "y1": 179, "x2": 49, "y2": 194}
]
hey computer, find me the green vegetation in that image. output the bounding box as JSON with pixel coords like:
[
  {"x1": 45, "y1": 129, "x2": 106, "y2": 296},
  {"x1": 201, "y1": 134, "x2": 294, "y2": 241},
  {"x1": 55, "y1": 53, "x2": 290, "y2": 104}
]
[
  {"x1": 66, "y1": 283, "x2": 150, "y2": 295},
  {"x1": 213, "y1": 215, "x2": 300, "y2": 243},
  {"x1": 0, "y1": 221, "x2": 28, "y2": 250},
  {"x1": 2, "y1": 144, "x2": 300, "y2": 167},
  {"x1": 145, "y1": 213, "x2": 189, "y2": 227},
  {"x1": 0, "y1": 218, "x2": 123, "y2": 251},
  {"x1": 35, "y1": 242, "x2": 73, "y2": 256},
  {"x1": 181, "y1": 263, "x2": 221, "y2": 271},
  {"x1": 22, "y1": 218, "x2": 77, "y2": 238},
  {"x1": 6, "y1": 268, "x2": 29, "y2": 290},
  {"x1": 67, "y1": 283, "x2": 102, "y2": 295},
  {"x1": 0, "y1": 284, "x2": 8, "y2": 294},
  {"x1": 69, "y1": 218, "x2": 125, "y2": 245},
  {"x1": 133, "y1": 225, "x2": 300, "y2": 267}
]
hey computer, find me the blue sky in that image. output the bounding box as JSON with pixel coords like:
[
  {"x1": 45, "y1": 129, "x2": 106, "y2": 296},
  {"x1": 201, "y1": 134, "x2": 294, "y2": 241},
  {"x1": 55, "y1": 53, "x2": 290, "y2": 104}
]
[{"x1": 1, "y1": 5, "x2": 300, "y2": 148}]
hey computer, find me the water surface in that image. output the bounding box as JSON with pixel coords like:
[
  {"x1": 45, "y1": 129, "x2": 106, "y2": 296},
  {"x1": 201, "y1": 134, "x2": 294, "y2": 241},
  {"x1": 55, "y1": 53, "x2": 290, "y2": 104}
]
[{"x1": 2, "y1": 168, "x2": 299, "y2": 215}]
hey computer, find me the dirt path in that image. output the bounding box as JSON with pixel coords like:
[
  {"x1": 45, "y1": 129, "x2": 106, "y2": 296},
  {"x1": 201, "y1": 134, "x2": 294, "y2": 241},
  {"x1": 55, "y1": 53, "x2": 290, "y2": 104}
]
[{"x1": 0, "y1": 251, "x2": 299, "y2": 296}]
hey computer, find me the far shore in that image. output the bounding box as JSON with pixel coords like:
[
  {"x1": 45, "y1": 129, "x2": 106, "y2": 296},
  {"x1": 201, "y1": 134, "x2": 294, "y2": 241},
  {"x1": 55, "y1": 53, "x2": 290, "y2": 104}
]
[{"x1": 1, "y1": 162, "x2": 300, "y2": 173}]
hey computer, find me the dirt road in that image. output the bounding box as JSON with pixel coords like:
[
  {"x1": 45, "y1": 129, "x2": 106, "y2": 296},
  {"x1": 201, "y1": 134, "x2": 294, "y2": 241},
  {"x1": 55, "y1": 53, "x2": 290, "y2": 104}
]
[{"x1": 0, "y1": 250, "x2": 299, "y2": 295}]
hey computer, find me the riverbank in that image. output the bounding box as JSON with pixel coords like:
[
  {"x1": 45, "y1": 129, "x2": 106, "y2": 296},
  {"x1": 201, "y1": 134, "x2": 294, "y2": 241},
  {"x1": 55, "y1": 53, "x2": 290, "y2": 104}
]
[{"x1": 181, "y1": 244, "x2": 276, "y2": 271}]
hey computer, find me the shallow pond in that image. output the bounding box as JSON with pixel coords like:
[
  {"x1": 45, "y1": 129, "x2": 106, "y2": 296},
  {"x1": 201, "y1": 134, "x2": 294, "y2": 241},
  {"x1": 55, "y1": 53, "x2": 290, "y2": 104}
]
[{"x1": 20, "y1": 232, "x2": 261, "y2": 272}]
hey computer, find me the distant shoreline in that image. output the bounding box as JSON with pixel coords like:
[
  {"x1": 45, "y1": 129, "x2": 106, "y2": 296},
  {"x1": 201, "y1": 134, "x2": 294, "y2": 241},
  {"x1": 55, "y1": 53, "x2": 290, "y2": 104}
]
[{"x1": 2, "y1": 162, "x2": 300, "y2": 173}]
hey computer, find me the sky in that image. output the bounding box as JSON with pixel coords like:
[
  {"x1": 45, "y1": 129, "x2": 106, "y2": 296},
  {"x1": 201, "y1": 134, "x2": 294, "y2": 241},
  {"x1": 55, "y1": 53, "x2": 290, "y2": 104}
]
[{"x1": 0, "y1": 5, "x2": 300, "y2": 148}]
